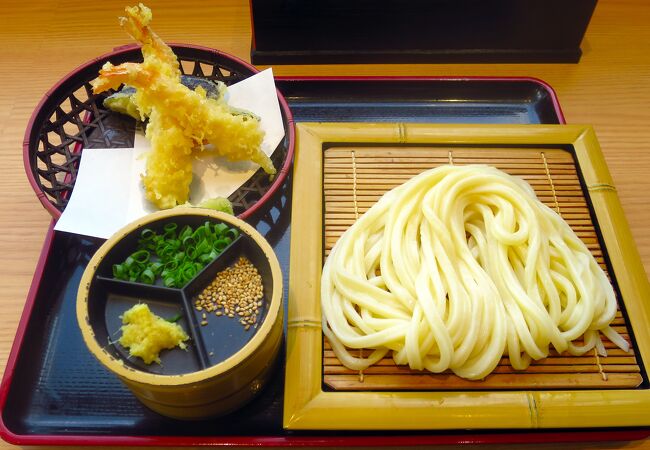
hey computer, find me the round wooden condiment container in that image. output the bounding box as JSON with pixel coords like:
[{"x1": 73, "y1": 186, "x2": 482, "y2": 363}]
[{"x1": 77, "y1": 209, "x2": 283, "y2": 420}]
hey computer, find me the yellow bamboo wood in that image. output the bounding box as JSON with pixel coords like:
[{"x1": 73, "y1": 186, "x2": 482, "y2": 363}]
[
  {"x1": 323, "y1": 373, "x2": 643, "y2": 390},
  {"x1": 283, "y1": 123, "x2": 326, "y2": 427},
  {"x1": 284, "y1": 123, "x2": 650, "y2": 431}
]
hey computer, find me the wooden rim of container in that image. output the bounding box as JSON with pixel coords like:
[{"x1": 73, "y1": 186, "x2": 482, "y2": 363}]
[{"x1": 76, "y1": 208, "x2": 283, "y2": 386}]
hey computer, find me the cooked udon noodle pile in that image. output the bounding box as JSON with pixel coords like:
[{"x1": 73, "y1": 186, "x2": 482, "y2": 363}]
[{"x1": 321, "y1": 164, "x2": 629, "y2": 380}]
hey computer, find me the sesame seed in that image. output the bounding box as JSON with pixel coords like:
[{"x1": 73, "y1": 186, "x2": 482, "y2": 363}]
[{"x1": 193, "y1": 256, "x2": 264, "y2": 329}]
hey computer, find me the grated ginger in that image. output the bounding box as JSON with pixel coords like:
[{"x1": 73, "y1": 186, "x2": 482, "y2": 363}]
[{"x1": 119, "y1": 303, "x2": 189, "y2": 365}]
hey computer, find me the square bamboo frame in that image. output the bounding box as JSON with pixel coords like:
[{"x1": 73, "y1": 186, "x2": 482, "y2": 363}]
[{"x1": 284, "y1": 123, "x2": 650, "y2": 431}]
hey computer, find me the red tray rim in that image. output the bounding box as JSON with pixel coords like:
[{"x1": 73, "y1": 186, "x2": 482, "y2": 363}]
[{"x1": 9, "y1": 76, "x2": 646, "y2": 447}]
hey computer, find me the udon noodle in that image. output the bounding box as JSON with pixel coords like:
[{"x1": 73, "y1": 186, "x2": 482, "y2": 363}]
[{"x1": 321, "y1": 164, "x2": 629, "y2": 380}]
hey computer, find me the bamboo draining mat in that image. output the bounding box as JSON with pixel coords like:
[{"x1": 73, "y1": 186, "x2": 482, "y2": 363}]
[{"x1": 322, "y1": 146, "x2": 643, "y2": 391}]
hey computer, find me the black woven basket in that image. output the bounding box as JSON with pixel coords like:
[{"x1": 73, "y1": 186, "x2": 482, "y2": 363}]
[{"x1": 23, "y1": 44, "x2": 295, "y2": 221}]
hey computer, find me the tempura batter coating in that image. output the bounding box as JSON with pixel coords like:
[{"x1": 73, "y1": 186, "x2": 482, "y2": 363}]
[{"x1": 90, "y1": 4, "x2": 274, "y2": 209}]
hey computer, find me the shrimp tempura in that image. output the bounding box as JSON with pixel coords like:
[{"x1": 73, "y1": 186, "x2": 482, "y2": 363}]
[{"x1": 90, "y1": 4, "x2": 274, "y2": 209}]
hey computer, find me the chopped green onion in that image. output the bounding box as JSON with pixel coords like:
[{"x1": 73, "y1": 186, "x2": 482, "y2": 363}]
[
  {"x1": 140, "y1": 268, "x2": 155, "y2": 285},
  {"x1": 158, "y1": 244, "x2": 177, "y2": 260},
  {"x1": 162, "y1": 230, "x2": 177, "y2": 242},
  {"x1": 179, "y1": 225, "x2": 192, "y2": 240},
  {"x1": 226, "y1": 228, "x2": 239, "y2": 241},
  {"x1": 128, "y1": 264, "x2": 142, "y2": 280},
  {"x1": 140, "y1": 228, "x2": 156, "y2": 241},
  {"x1": 192, "y1": 226, "x2": 207, "y2": 240},
  {"x1": 164, "y1": 260, "x2": 179, "y2": 272},
  {"x1": 213, "y1": 223, "x2": 228, "y2": 235},
  {"x1": 112, "y1": 221, "x2": 240, "y2": 287},
  {"x1": 199, "y1": 254, "x2": 213, "y2": 264},
  {"x1": 113, "y1": 264, "x2": 127, "y2": 280},
  {"x1": 195, "y1": 239, "x2": 211, "y2": 255},
  {"x1": 213, "y1": 238, "x2": 229, "y2": 252},
  {"x1": 186, "y1": 247, "x2": 197, "y2": 260},
  {"x1": 163, "y1": 223, "x2": 178, "y2": 233},
  {"x1": 182, "y1": 235, "x2": 196, "y2": 248},
  {"x1": 150, "y1": 262, "x2": 163, "y2": 275},
  {"x1": 180, "y1": 262, "x2": 198, "y2": 281},
  {"x1": 131, "y1": 250, "x2": 150, "y2": 264}
]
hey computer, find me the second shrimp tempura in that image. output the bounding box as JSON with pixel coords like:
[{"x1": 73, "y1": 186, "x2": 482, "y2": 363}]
[{"x1": 90, "y1": 4, "x2": 275, "y2": 209}]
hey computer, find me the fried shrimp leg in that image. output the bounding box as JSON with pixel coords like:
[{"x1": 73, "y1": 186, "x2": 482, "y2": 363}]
[{"x1": 90, "y1": 3, "x2": 274, "y2": 209}]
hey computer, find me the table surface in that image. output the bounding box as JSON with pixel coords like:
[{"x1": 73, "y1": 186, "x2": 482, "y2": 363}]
[{"x1": 1, "y1": 1, "x2": 649, "y2": 449}]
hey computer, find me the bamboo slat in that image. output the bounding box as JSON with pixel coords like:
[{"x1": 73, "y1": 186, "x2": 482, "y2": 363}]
[{"x1": 322, "y1": 146, "x2": 642, "y2": 391}]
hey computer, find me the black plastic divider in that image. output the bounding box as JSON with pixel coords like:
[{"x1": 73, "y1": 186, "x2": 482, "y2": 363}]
[
  {"x1": 183, "y1": 235, "x2": 273, "y2": 367},
  {"x1": 88, "y1": 221, "x2": 251, "y2": 375},
  {"x1": 179, "y1": 235, "x2": 244, "y2": 369}
]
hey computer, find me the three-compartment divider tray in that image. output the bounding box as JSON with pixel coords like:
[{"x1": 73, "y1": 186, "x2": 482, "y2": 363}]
[
  {"x1": 87, "y1": 217, "x2": 270, "y2": 376},
  {"x1": 76, "y1": 209, "x2": 284, "y2": 421},
  {"x1": 3, "y1": 77, "x2": 650, "y2": 447}
]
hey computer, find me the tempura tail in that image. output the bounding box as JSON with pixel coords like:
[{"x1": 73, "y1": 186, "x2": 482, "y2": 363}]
[
  {"x1": 120, "y1": 3, "x2": 181, "y2": 80},
  {"x1": 90, "y1": 62, "x2": 153, "y2": 95}
]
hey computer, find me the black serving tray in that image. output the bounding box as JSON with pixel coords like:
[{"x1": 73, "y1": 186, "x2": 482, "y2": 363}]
[{"x1": 12, "y1": 77, "x2": 645, "y2": 447}]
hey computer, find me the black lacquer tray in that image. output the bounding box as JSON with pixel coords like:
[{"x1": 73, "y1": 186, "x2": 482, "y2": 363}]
[{"x1": 7, "y1": 77, "x2": 645, "y2": 446}]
